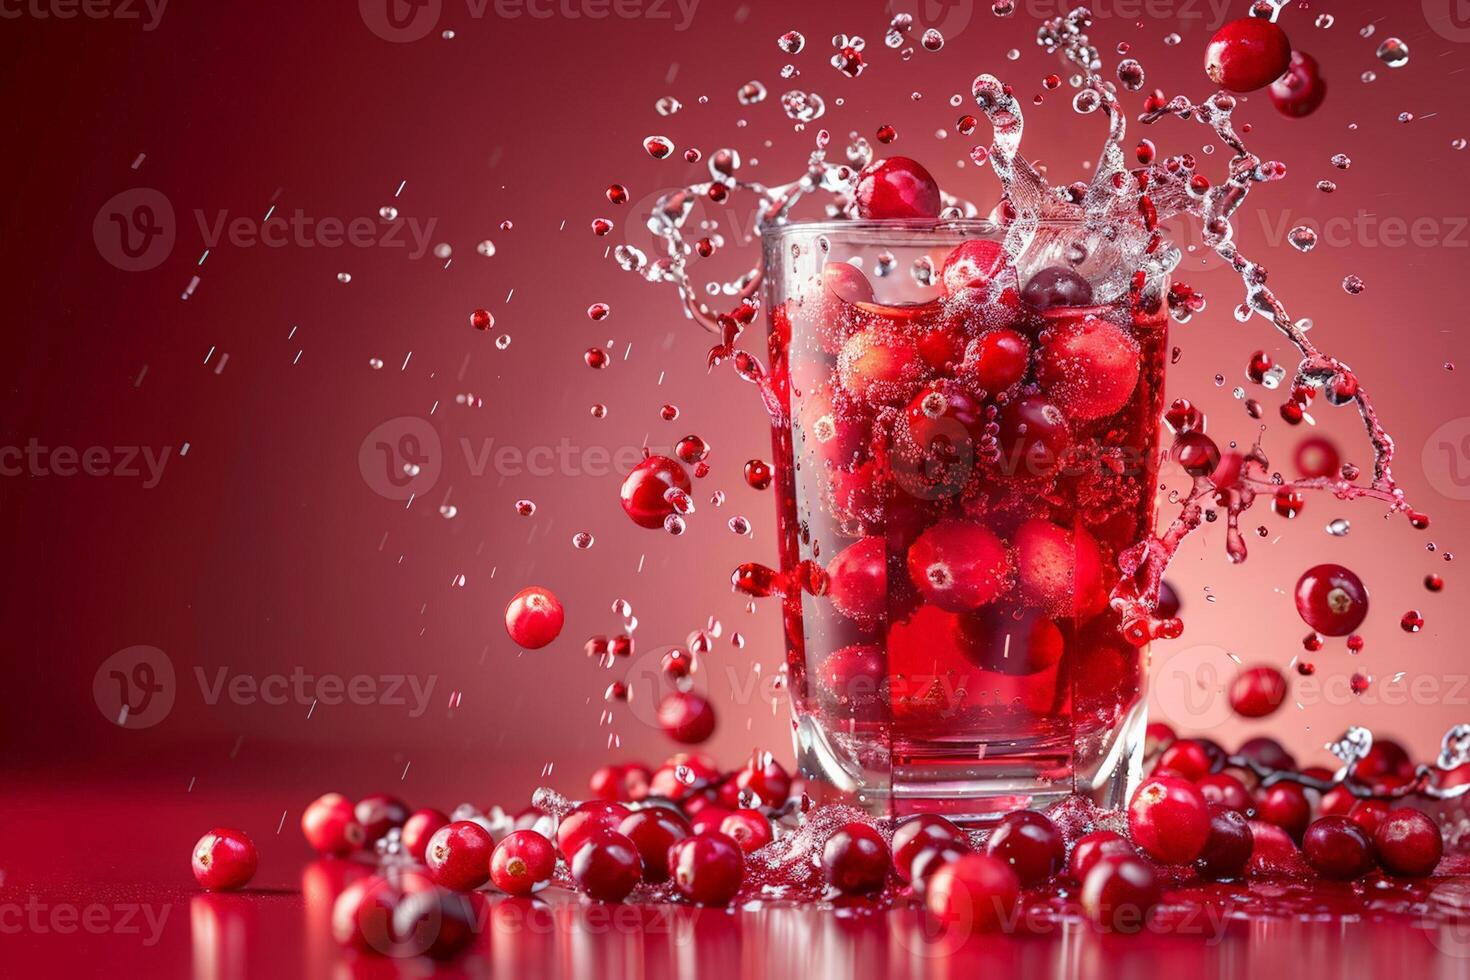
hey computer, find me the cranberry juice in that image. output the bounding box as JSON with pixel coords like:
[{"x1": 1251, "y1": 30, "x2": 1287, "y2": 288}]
[{"x1": 763, "y1": 221, "x2": 1167, "y2": 822}]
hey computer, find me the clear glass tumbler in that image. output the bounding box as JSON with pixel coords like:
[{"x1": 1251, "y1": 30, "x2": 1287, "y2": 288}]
[{"x1": 762, "y1": 218, "x2": 1169, "y2": 823}]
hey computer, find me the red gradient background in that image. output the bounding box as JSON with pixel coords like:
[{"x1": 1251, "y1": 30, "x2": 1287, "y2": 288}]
[{"x1": 3, "y1": 0, "x2": 1469, "y2": 930}]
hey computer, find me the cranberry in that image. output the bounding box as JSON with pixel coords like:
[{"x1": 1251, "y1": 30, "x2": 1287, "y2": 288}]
[
  {"x1": 1014, "y1": 518, "x2": 1106, "y2": 619},
  {"x1": 815, "y1": 643, "x2": 888, "y2": 719},
  {"x1": 1318, "y1": 785, "x2": 1357, "y2": 817},
  {"x1": 1196, "y1": 805, "x2": 1253, "y2": 880},
  {"x1": 995, "y1": 397, "x2": 1071, "y2": 478},
  {"x1": 925, "y1": 853, "x2": 1020, "y2": 932},
  {"x1": 961, "y1": 328, "x2": 1031, "y2": 395},
  {"x1": 1156, "y1": 581, "x2": 1181, "y2": 619},
  {"x1": 1294, "y1": 563, "x2": 1369, "y2": 636},
  {"x1": 302, "y1": 792, "x2": 365, "y2": 856},
  {"x1": 1301, "y1": 816, "x2": 1374, "y2": 880},
  {"x1": 801, "y1": 385, "x2": 870, "y2": 469},
  {"x1": 669, "y1": 832, "x2": 745, "y2": 905},
  {"x1": 1156, "y1": 739, "x2": 1213, "y2": 782},
  {"x1": 330, "y1": 877, "x2": 399, "y2": 953},
  {"x1": 1347, "y1": 799, "x2": 1391, "y2": 838},
  {"x1": 1068, "y1": 830, "x2": 1133, "y2": 882},
  {"x1": 1127, "y1": 775, "x2": 1210, "y2": 864},
  {"x1": 1036, "y1": 316, "x2": 1140, "y2": 420},
  {"x1": 908, "y1": 845, "x2": 971, "y2": 896},
  {"x1": 1080, "y1": 855, "x2": 1160, "y2": 933},
  {"x1": 1247, "y1": 818, "x2": 1302, "y2": 876},
  {"x1": 1269, "y1": 49, "x2": 1326, "y2": 117},
  {"x1": 941, "y1": 239, "x2": 1010, "y2": 295},
  {"x1": 590, "y1": 763, "x2": 652, "y2": 803},
  {"x1": 401, "y1": 808, "x2": 450, "y2": 862},
  {"x1": 649, "y1": 753, "x2": 718, "y2": 801},
  {"x1": 823, "y1": 259, "x2": 876, "y2": 305},
  {"x1": 906, "y1": 519, "x2": 1012, "y2": 612},
  {"x1": 391, "y1": 885, "x2": 483, "y2": 960},
  {"x1": 1374, "y1": 808, "x2": 1443, "y2": 877},
  {"x1": 1204, "y1": 17, "x2": 1292, "y2": 92},
  {"x1": 826, "y1": 536, "x2": 887, "y2": 626},
  {"x1": 854, "y1": 156, "x2": 942, "y2": 220},
  {"x1": 732, "y1": 753, "x2": 792, "y2": 808},
  {"x1": 984, "y1": 810, "x2": 1064, "y2": 885},
  {"x1": 556, "y1": 801, "x2": 632, "y2": 858},
  {"x1": 916, "y1": 325, "x2": 964, "y2": 371},
  {"x1": 490, "y1": 830, "x2": 556, "y2": 896},
  {"x1": 688, "y1": 804, "x2": 736, "y2": 836},
  {"x1": 1145, "y1": 721, "x2": 1177, "y2": 758},
  {"x1": 1197, "y1": 773, "x2": 1251, "y2": 813},
  {"x1": 822, "y1": 822, "x2": 891, "y2": 894},
  {"x1": 614, "y1": 807, "x2": 689, "y2": 881},
  {"x1": 354, "y1": 793, "x2": 410, "y2": 844},
  {"x1": 656, "y1": 691, "x2": 716, "y2": 744},
  {"x1": 838, "y1": 330, "x2": 920, "y2": 404},
  {"x1": 891, "y1": 814, "x2": 969, "y2": 883},
  {"x1": 570, "y1": 831, "x2": 643, "y2": 902},
  {"x1": 504, "y1": 586, "x2": 565, "y2": 649},
  {"x1": 1020, "y1": 266, "x2": 1094, "y2": 310},
  {"x1": 1230, "y1": 665, "x2": 1288, "y2": 718},
  {"x1": 1356, "y1": 739, "x2": 1416, "y2": 789},
  {"x1": 425, "y1": 821, "x2": 494, "y2": 892},
  {"x1": 1256, "y1": 782, "x2": 1312, "y2": 841},
  {"x1": 1294, "y1": 433, "x2": 1340, "y2": 479},
  {"x1": 719, "y1": 810, "x2": 773, "y2": 853},
  {"x1": 620, "y1": 454, "x2": 692, "y2": 529},
  {"x1": 956, "y1": 607, "x2": 1065, "y2": 675},
  {"x1": 1238, "y1": 736, "x2": 1296, "y2": 772},
  {"x1": 191, "y1": 828, "x2": 257, "y2": 891}
]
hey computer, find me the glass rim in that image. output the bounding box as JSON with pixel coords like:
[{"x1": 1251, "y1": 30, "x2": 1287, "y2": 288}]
[{"x1": 759, "y1": 216, "x2": 1091, "y2": 240}]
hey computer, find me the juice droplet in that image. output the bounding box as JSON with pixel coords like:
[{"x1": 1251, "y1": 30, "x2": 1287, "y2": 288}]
[{"x1": 1401, "y1": 610, "x2": 1424, "y2": 633}]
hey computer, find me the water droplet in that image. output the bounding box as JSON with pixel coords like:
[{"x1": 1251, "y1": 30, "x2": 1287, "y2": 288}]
[
  {"x1": 572, "y1": 531, "x2": 594, "y2": 549},
  {"x1": 1326, "y1": 518, "x2": 1351, "y2": 536},
  {"x1": 737, "y1": 81, "x2": 767, "y2": 106},
  {"x1": 1330, "y1": 153, "x2": 1351, "y2": 170},
  {"x1": 777, "y1": 30, "x2": 805, "y2": 54},
  {"x1": 476, "y1": 240, "x2": 496, "y2": 257},
  {"x1": 515, "y1": 499, "x2": 536, "y2": 517},
  {"x1": 336, "y1": 272, "x2": 352, "y2": 284},
  {"x1": 1288, "y1": 226, "x2": 1318, "y2": 252},
  {"x1": 1342, "y1": 275, "x2": 1366, "y2": 295},
  {"x1": 655, "y1": 96, "x2": 682, "y2": 116},
  {"x1": 378, "y1": 206, "x2": 398, "y2": 221},
  {"x1": 1376, "y1": 38, "x2": 1409, "y2": 68}
]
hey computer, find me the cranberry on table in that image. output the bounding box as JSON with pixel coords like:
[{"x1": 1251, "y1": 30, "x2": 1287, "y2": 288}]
[
  {"x1": 822, "y1": 822, "x2": 892, "y2": 895},
  {"x1": 668, "y1": 832, "x2": 745, "y2": 905},
  {"x1": 961, "y1": 327, "x2": 1030, "y2": 395},
  {"x1": 906, "y1": 519, "x2": 1012, "y2": 613},
  {"x1": 1294, "y1": 563, "x2": 1369, "y2": 636},
  {"x1": 1246, "y1": 818, "x2": 1302, "y2": 876},
  {"x1": 556, "y1": 800, "x2": 633, "y2": 859},
  {"x1": 1269, "y1": 50, "x2": 1327, "y2": 117},
  {"x1": 1196, "y1": 805, "x2": 1254, "y2": 880},
  {"x1": 590, "y1": 763, "x2": 652, "y2": 803},
  {"x1": 391, "y1": 886, "x2": 483, "y2": 960},
  {"x1": 504, "y1": 586, "x2": 565, "y2": 649},
  {"x1": 1020, "y1": 266, "x2": 1094, "y2": 310},
  {"x1": 1145, "y1": 721, "x2": 1177, "y2": 758},
  {"x1": 1374, "y1": 808, "x2": 1444, "y2": 877},
  {"x1": 1302, "y1": 816, "x2": 1374, "y2": 880},
  {"x1": 354, "y1": 793, "x2": 410, "y2": 845},
  {"x1": 1346, "y1": 799, "x2": 1391, "y2": 838},
  {"x1": 1204, "y1": 17, "x2": 1292, "y2": 92},
  {"x1": 1356, "y1": 739, "x2": 1416, "y2": 789},
  {"x1": 1036, "y1": 316, "x2": 1140, "y2": 421},
  {"x1": 1318, "y1": 785, "x2": 1357, "y2": 817},
  {"x1": 689, "y1": 805, "x2": 736, "y2": 837},
  {"x1": 719, "y1": 810, "x2": 773, "y2": 853},
  {"x1": 1128, "y1": 775, "x2": 1210, "y2": 864},
  {"x1": 925, "y1": 853, "x2": 1021, "y2": 932},
  {"x1": 1230, "y1": 665, "x2": 1289, "y2": 718},
  {"x1": 425, "y1": 821, "x2": 494, "y2": 892},
  {"x1": 1081, "y1": 855, "x2": 1160, "y2": 933},
  {"x1": 1237, "y1": 736, "x2": 1297, "y2": 772},
  {"x1": 400, "y1": 808, "x2": 450, "y2": 862},
  {"x1": 854, "y1": 156, "x2": 942, "y2": 220},
  {"x1": 892, "y1": 814, "x2": 969, "y2": 883},
  {"x1": 490, "y1": 830, "x2": 557, "y2": 896},
  {"x1": 191, "y1": 828, "x2": 257, "y2": 891},
  {"x1": 1156, "y1": 739, "x2": 1213, "y2": 782},
  {"x1": 984, "y1": 810, "x2": 1064, "y2": 885},
  {"x1": 1255, "y1": 782, "x2": 1312, "y2": 841},
  {"x1": 733, "y1": 754, "x2": 791, "y2": 808},
  {"x1": 1068, "y1": 830, "x2": 1133, "y2": 882},
  {"x1": 570, "y1": 831, "x2": 644, "y2": 902},
  {"x1": 1197, "y1": 772, "x2": 1251, "y2": 813},
  {"x1": 619, "y1": 454, "x2": 692, "y2": 529},
  {"x1": 302, "y1": 793, "x2": 366, "y2": 856},
  {"x1": 656, "y1": 691, "x2": 717, "y2": 744},
  {"x1": 618, "y1": 807, "x2": 691, "y2": 880}
]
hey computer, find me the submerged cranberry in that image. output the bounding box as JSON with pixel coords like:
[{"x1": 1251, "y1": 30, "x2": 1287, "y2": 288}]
[
  {"x1": 1374, "y1": 808, "x2": 1444, "y2": 877},
  {"x1": 619, "y1": 454, "x2": 692, "y2": 529},
  {"x1": 925, "y1": 853, "x2": 1021, "y2": 932},
  {"x1": 1128, "y1": 775, "x2": 1210, "y2": 864},
  {"x1": 854, "y1": 156, "x2": 942, "y2": 219},
  {"x1": 1294, "y1": 563, "x2": 1369, "y2": 636},
  {"x1": 1195, "y1": 805, "x2": 1253, "y2": 880},
  {"x1": 822, "y1": 822, "x2": 891, "y2": 895},
  {"x1": 1302, "y1": 816, "x2": 1374, "y2": 880},
  {"x1": 956, "y1": 607, "x2": 1065, "y2": 675},
  {"x1": 1230, "y1": 665, "x2": 1288, "y2": 718},
  {"x1": 1068, "y1": 830, "x2": 1133, "y2": 882},
  {"x1": 906, "y1": 519, "x2": 1012, "y2": 612},
  {"x1": 617, "y1": 807, "x2": 690, "y2": 882},
  {"x1": 1269, "y1": 50, "x2": 1326, "y2": 117},
  {"x1": 904, "y1": 383, "x2": 983, "y2": 460},
  {"x1": 191, "y1": 828, "x2": 258, "y2": 891},
  {"x1": 1036, "y1": 316, "x2": 1140, "y2": 420},
  {"x1": 1020, "y1": 266, "x2": 1094, "y2": 310},
  {"x1": 892, "y1": 813, "x2": 969, "y2": 883},
  {"x1": 1080, "y1": 856, "x2": 1160, "y2": 933},
  {"x1": 1014, "y1": 519, "x2": 1106, "y2": 619},
  {"x1": 490, "y1": 830, "x2": 557, "y2": 896},
  {"x1": 570, "y1": 831, "x2": 643, "y2": 902},
  {"x1": 825, "y1": 536, "x2": 887, "y2": 626},
  {"x1": 504, "y1": 586, "x2": 565, "y2": 649},
  {"x1": 985, "y1": 811, "x2": 1064, "y2": 885},
  {"x1": 815, "y1": 643, "x2": 888, "y2": 720},
  {"x1": 425, "y1": 821, "x2": 494, "y2": 892},
  {"x1": 669, "y1": 832, "x2": 745, "y2": 905},
  {"x1": 1256, "y1": 783, "x2": 1312, "y2": 841},
  {"x1": 961, "y1": 327, "x2": 1030, "y2": 395},
  {"x1": 556, "y1": 800, "x2": 633, "y2": 859},
  {"x1": 657, "y1": 691, "x2": 716, "y2": 744},
  {"x1": 995, "y1": 397, "x2": 1071, "y2": 478},
  {"x1": 1204, "y1": 17, "x2": 1292, "y2": 92},
  {"x1": 1156, "y1": 739, "x2": 1213, "y2": 781}
]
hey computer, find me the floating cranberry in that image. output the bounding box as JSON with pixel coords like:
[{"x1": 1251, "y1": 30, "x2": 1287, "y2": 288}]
[
  {"x1": 657, "y1": 691, "x2": 717, "y2": 744},
  {"x1": 470, "y1": 308, "x2": 493, "y2": 331},
  {"x1": 620, "y1": 454, "x2": 693, "y2": 530},
  {"x1": 1080, "y1": 855, "x2": 1160, "y2": 933},
  {"x1": 719, "y1": 810, "x2": 773, "y2": 853},
  {"x1": 1256, "y1": 783, "x2": 1312, "y2": 841},
  {"x1": 570, "y1": 831, "x2": 643, "y2": 902},
  {"x1": 1068, "y1": 830, "x2": 1133, "y2": 882},
  {"x1": 401, "y1": 809, "x2": 450, "y2": 862},
  {"x1": 1374, "y1": 808, "x2": 1443, "y2": 877},
  {"x1": 1197, "y1": 773, "x2": 1251, "y2": 813},
  {"x1": 925, "y1": 853, "x2": 1020, "y2": 932},
  {"x1": 961, "y1": 328, "x2": 1031, "y2": 395},
  {"x1": 1014, "y1": 518, "x2": 1105, "y2": 618},
  {"x1": 854, "y1": 156, "x2": 942, "y2": 219},
  {"x1": 302, "y1": 793, "x2": 365, "y2": 856},
  {"x1": 940, "y1": 239, "x2": 1010, "y2": 295},
  {"x1": 1173, "y1": 431, "x2": 1222, "y2": 478},
  {"x1": 825, "y1": 536, "x2": 887, "y2": 625},
  {"x1": 617, "y1": 807, "x2": 690, "y2": 882},
  {"x1": 1020, "y1": 266, "x2": 1094, "y2": 310},
  {"x1": 1238, "y1": 736, "x2": 1296, "y2": 772},
  {"x1": 669, "y1": 832, "x2": 745, "y2": 905},
  {"x1": 490, "y1": 830, "x2": 556, "y2": 896},
  {"x1": 1205, "y1": 17, "x2": 1292, "y2": 93},
  {"x1": 892, "y1": 814, "x2": 969, "y2": 883},
  {"x1": 1128, "y1": 775, "x2": 1210, "y2": 864},
  {"x1": 1157, "y1": 739, "x2": 1213, "y2": 782},
  {"x1": 1195, "y1": 805, "x2": 1253, "y2": 880},
  {"x1": 191, "y1": 828, "x2": 257, "y2": 891},
  {"x1": 956, "y1": 607, "x2": 1065, "y2": 675},
  {"x1": 838, "y1": 330, "x2": 920, "y2": 404},
  {"x1": 1230, "y1": 665, "x2": 1288, "y2": 718},
  {"x1": 1037, "y1": 316, "x2": 1140, "y2": 420},
  {"x1": 391, "y1": 885, "x2": 483, "y2": 960},
  {"x1": 1302, "y1": 816, "x2": 1374, "y2": 880},
  {"x1": 1294, "y1": 434, "x2": 1340, "y2": 479},
  {"x1": 985, "y1": 810, "x2": 1064, "y2": 885},
  {"x1": 995, "y1": 397, "x2": 1071, "y2": 477},
  {"x1": 504, "y1": 586, "x2": 564, "y2": 649},
  {"x1": 822, "y1": 822, "x2": 891, "y2": 894},
  {"x1": 1269, "y1": 50, "x2": 1327, "y2": 118},
  {"x1": 906, "y1": 519, "x2": 1012, "y2": 612},
  {"x1": 556, "y1": 800, "x2": 632, "y2": 859},
  {"x1": 1294, "y1": 563, "x2": 1369, "y2": 636},
  {"x1": 425, "y1": 821, "x2": 494, "y2": 892}
]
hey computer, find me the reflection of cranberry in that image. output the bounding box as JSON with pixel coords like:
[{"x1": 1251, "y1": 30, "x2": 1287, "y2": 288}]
[
  {"x1": 619, "y1": 455, "x2": 692, "y2": 529},
  {"x1": 996, "y1": 397, "x2": 1070, "y2": 478},
  {"x1": 1269, "y1": 50, "x2": 1326, "y2": 118},
  {"x1": 1205, "y1": 17, "x2": 1292, "y2": 93},
  {"x1": 961, "y1": 328, "x2": 1030, "y2": 395},
  {"x1": 1294, "y1": 563, "x2": 1369, "y2": 636},
  {"x1": 1128, "y1": 776, "x2": 1209, "y2": 864},
  {"x1": 1196, "y1": 805, "x2": 1253, "y2": 880},
  {"x1": 984, "y1": 810, "x2": 1064, "y2": 885},
  {"x1": 1020, "y1": 266, "x2": 1094, "y2": 310},
  {"x1": 906, "y1": 519, "x2": 1012, "y2": 612},
  {"x1": 854, "y1": 156, "x2": 942, "y2": 219},
  {"x1": 1037, "y1": 316, "x2": 1140, "y2": 420},
  {"x1": 1302, "y1": 817, "x2": 1374, "y2": 880},
  {"x1": 1080, "y1": 856, "x2": 1160, "y2": 933}
]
